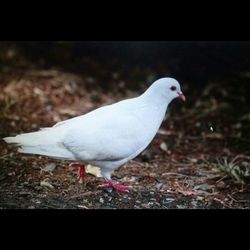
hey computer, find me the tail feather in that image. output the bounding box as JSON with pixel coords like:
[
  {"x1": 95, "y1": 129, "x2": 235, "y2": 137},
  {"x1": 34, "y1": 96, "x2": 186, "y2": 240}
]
[
  {"x1": 18, "y1": 145, "x2": 75, "y2": 160},
  {"x1": 3, "y1": 129, "x2": 75, "y2": 160},
  {"x1": 3, "y1": 130, "x2": 59, "y2": 146}
]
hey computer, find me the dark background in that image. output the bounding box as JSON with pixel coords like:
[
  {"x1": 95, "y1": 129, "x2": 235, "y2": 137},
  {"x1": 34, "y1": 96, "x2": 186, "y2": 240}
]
[{"x1": 1, "y1": 41, "x2": 250, "y2": 86}]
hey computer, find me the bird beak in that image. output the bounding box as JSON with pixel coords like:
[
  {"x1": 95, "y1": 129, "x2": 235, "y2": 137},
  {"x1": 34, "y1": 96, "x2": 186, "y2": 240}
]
[{"x1": 178, "y1": 92, "x2": 186, "y2": 102}]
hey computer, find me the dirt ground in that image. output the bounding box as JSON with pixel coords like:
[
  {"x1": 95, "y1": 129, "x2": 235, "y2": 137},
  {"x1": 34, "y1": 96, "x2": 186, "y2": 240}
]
[{"x1": 0, "y1": 66, "x2": 250, "y2": 209}]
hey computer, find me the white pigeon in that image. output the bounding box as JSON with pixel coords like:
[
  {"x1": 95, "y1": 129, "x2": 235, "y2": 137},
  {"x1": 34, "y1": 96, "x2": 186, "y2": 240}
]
[{"x1": 3, "y1": 77, "x2": 185, "y2": 192}]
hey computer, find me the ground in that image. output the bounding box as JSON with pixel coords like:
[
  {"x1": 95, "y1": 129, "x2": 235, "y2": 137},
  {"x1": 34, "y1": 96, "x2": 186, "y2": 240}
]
[{"x1": 0, "y1": 67, "x2": 250, "y2": 209}]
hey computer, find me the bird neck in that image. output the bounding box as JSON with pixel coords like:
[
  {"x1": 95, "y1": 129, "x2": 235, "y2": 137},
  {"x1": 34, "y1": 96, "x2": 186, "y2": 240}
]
[
  {"x1": 132, "y1": 89, "x2": 170, "y2": 131},
  {"x1": 139, "y1": 85, "x2": 171, "y2": 111}
]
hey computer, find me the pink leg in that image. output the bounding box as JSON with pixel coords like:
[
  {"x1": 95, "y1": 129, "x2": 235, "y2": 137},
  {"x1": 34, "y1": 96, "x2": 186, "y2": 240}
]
[
  {"x1": 98, "y1": 180, "x2": 129, "y2": 193},
  {"x1": 69, "y1": 162, "x2": 85, "y2": 184}
]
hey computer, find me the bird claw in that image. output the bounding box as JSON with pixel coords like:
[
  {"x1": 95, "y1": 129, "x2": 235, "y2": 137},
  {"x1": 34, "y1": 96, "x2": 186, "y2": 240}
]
[
  {"x1": 98, "y1": 181, "x2": 129, "y2": 193},
  {"x1": 68, "y1": 162, "x2": 85, "y2": 184},
  {"x1": 97, "y1": 183, "x2": 113, "y2": 188}
]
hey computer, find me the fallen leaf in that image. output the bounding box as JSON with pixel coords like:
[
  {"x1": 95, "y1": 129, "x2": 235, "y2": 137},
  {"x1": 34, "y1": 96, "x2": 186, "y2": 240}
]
[
  {"x1": 41, "y1": 163, "x2": 56, "y2": 174},
  {"x1": 86, "y1": 164, "x2": 102, "y2": 177}
]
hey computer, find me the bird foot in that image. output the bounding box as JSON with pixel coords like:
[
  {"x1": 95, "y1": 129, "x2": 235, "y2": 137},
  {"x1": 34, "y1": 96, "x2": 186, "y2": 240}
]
[
  {"x1": 68, "y1": 162, "x2": 85, "y2": 184},
  {"x1": 98, "y1": 180, "x2": 129, "y2": 193}
]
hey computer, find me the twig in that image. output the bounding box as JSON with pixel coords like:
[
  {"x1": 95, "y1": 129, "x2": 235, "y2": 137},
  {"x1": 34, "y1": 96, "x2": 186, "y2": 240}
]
[
  {"x1": 213, "y1": 197, "x2": 232, "y2": 208},
  {"x1": 161, "y1": 172, "x2": 194, "y2": 178},
  {"x1": 236, "y1": 200, "x2": 250, "y2": 204},
  {"x1": 231, "y1": 154, "x2": 250, "y2": 164},
  {"x1": 130, "y1": 160, "x2": 145, "y2": 167},
  {"x1": 216, "y1": 174, "x2": 228, "y2": 183},
  {"x1": 170, "y1": 163, "x2": 194, "y2": 167},
  {"x1": 171, "y1": 162, "x2": 211, "y2": 169},
  {"x1": 42, "y1": 204, "x2": 60, "y2": 209},
  {"x1": 0, "y1": 154, "x2": 10, "y2": 160},
  {"x1": 66, "y1": 190, "x2": 102, "y2": 201},
  {"x1": 227, "y1": 194, "x2": 238, "y2": 203}
]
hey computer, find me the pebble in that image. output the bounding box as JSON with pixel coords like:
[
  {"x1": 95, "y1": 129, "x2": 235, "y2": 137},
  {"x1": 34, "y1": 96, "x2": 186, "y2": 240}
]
[
  {"x1": 155, "y1": 183, "x2": 164, "y2": 190},
  {"x1": 77, "y1": 205, "x2": 89, "y2": 209},
  {"x1": 164, "y1": 198, "x2": 175, "y2": 203},
  {"x1": 191, "y1": 200, "x2": 198, "y2": 207},
  {"x1": 122, "y1": 198, "x2": 130, "y2": 204},
  {"x1": 40, "y1": 180, "x2": 54, "y2": 189},
  {"x1": 19, "y1": 191, "x2": 32, "y2": 197},
  {"x1": 134, "y1": 205, "x2": 141, "y2": 209},
  {"x1": 197, "y1": 196, "x2": 204, "y2": 201},
  {"x1": 176, "y1": 205, "x2": 185, "y2": 209},
  {"x1": 160, "y1": 142, "x2": 168, "y2": 152}
]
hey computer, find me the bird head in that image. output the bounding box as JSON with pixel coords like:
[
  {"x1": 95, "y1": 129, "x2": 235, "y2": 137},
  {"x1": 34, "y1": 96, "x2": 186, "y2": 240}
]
[{"x1": 148, "y1": 77, "x2": 186, "y2": 102}]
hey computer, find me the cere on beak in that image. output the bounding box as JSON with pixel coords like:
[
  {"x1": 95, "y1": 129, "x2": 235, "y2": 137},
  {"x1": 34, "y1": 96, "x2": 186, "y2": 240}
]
[{"x1": 178, "y1": 92, "x2": 186, "y2": 102}]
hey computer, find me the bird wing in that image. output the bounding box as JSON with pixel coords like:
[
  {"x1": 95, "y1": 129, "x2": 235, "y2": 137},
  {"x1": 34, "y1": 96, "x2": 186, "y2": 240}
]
[{"x1": 62, "y1": 103, "x2": 150, "y2": 162}]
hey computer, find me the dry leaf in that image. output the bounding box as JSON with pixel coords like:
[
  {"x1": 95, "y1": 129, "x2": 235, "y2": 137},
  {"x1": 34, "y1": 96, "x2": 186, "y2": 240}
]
[{"x1": 86, "y1": 164, "x2": 102, "y2": 177}]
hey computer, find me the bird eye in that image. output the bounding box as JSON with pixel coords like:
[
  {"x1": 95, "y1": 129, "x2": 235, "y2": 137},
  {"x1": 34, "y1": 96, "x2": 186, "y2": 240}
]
[{"x1": 170, "y1": 86, "x2": 176, "y2": 91}]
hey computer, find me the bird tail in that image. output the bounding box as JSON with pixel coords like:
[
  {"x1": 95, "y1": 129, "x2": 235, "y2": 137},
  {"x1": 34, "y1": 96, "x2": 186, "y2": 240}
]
[{"x1": 3, "y1": 130, "x2": 75, "y2": 160}]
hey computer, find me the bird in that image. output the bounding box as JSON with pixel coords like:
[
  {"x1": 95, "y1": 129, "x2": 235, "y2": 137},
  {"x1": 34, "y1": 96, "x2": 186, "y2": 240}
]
[{"x1": 3, "y1": 77, "x2": 185, "y2": 192}]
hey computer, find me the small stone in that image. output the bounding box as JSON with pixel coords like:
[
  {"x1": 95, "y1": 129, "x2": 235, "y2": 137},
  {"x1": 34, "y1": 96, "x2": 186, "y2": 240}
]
[
  {"x1": 191, "y1": 200, "x2": 198, "y2": 207},
  {"x1": 149, "y1": 173, "x2": 157, "y2": 178},
  {"x1": 216, "y1": 181, "x2": 226, "y2": 189},
  {"x1": 165, "y1": 198, "x2": 175, "y2": 202},
  {"x1": 155, "y1": 183, "x2": 164, "y2": 190},
  {"x1": 134, "y1": 205, "x2": 141, "y2": 209},
  {"x1": 19, "y1": 191, "x2": 32, "y2": 197},
  {"x1": 160, "y1": 142, "x2": 168, "y2": 152},
  {"x1": 176, "y1": 205, "x2": 185, "y2": 209},
  {"x1": 40, "y1": 180, "x2": 54, "y2": 189},
  {"x1": 122, "y1": 198, "x2": 130, "y2": 204},
  {"x1": 189, "y1": 158, "x2": 198, "y2": 163},
  {"x1": 77, "y1": 205, "x2": 89, "y2": 209},
  {"x1": 197, "y1": 196, "x2": 204, "y2": 201}
]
